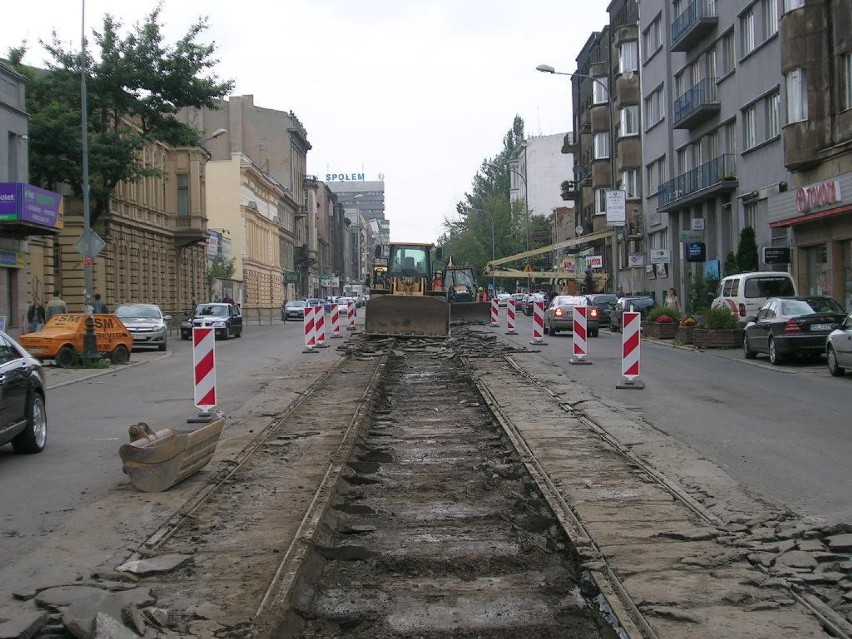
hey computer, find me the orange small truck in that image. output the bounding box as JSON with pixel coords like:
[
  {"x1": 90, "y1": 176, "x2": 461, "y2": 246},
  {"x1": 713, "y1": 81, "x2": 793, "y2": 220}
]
[{"x1": 19, "y1": 314, "x2": 134, "y2": 368}]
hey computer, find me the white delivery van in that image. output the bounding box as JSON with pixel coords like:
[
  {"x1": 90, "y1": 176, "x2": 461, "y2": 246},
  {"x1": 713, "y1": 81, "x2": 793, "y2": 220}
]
[{"x1": 711, "y1": 271, "x2": 797, "y2": 325}]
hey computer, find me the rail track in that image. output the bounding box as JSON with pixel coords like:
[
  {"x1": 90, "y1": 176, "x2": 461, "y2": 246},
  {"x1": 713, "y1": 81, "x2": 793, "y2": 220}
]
[{"x1": 90, "y1": 329, "x2": 848, "y2": 638}]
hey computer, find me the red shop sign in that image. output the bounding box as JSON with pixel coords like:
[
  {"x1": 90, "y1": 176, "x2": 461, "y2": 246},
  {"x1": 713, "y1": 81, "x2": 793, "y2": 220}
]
[{"x1": 795, "y1": 179, "x2": 842, "y2": 215}]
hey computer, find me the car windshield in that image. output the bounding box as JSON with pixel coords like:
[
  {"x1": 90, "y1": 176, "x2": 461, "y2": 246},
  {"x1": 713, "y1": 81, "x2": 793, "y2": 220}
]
[
  {"x1": 788, "y1": 297, "x2": 844, "y2": 315},
  {"x1": 553, "y1": 296, "x2": 586, "y2": 306},
  {"x1": 623, "y1": 297, "x2": 654, "y2": 309},
  {"x1": 115, "y1": 304, "x2": 161, "y2": 319},
  {"x1": 287, "y1": 301, "x2": 307, "y2": 308},
  {"x1": 196, "y1": 305, "x2": 227, "y2": 317},
  {"x1": 590, "y1": 294, "x2": 617, "y2": 307}
]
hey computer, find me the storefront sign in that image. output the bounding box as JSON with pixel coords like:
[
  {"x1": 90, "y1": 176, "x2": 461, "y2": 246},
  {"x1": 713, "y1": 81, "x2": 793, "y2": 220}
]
[
  {"x1": 795, "y1": 179, "x2": 842, "y2": 215},
  {"x1": 650, "y1": 249, "x2": 670, "y2": 264},
  {"x1": 585, "y1": 255, "x2": 603, "y2": 269},
  {"x1": 628, "y1": 253, "x2": 644, "y2": 268},
  {"x1": 0, "y1": 183, "x2": 63, "y2": 228},
  {"x1": 762, "y1": 247, "x2": 791, "y2": 264},
  {"x1": 686, "y1": 242, "x2": 706, "y2": 262},
  {"x1": 325, "y1": 172, "x2": 365, "y2": 182},
  {"x1": 679, "y1": 230, "x2": 703, "y2": 242},
  {"x1": 605, "y1": 190, "x2": 626, "y2": 226}
]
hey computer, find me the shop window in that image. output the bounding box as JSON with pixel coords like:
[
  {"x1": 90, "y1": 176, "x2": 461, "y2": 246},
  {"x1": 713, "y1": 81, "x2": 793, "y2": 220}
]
[
  {"x1": 842, "y1": 240, "x2": 852, "y2": 311},
  {"x1": 804, "y1": 244, "x2": 829, "y2": 296}
]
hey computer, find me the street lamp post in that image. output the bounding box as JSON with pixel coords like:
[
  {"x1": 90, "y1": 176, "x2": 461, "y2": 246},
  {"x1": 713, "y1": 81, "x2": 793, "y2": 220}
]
[
  {"x1": 467, "y1": 208, "x2": 496, "y2": 293},
  {"x1": 536, "y1": 63, "x2": 619, "y2": 296}
]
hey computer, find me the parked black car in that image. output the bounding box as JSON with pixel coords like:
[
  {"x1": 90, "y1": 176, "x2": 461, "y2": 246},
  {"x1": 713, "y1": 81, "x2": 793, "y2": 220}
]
[
  {"x1": 743, "y1": 296, "x2": 846, "y2": 365},
  {"x1": 610, "y1": 296, "x2": 655, "y2": 332},
  {"x1": 180, "y1": 303, "x2": 243, "y2": 340},
  {"x1": 586, "y1": 293, "x2": 618, "y2": 327},
  {"x1": 0, "y1": 331, "x2": 47, "y2": 454}
]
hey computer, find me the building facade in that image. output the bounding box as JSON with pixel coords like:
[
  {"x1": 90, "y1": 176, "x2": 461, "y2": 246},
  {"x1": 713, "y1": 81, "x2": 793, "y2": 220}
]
[
  {"x1": 639, "y1": 0, "x2": 792, "y2": 304},
  {"x1": 767, "y1": 0, "x2": 852, "y2": 310},
  {"x1": 327, "y1": 179, "x2": 387, "y2": 290}
]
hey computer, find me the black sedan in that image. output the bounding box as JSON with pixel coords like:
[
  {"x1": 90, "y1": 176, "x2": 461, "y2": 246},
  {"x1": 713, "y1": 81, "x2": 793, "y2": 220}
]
[
  {"x1": 0, "y1": 331, "x2": 47, "y2": 454},
  {"x1": 586, "y1": 293, "x2": 618, "y2": 327},
  {"x1": 610, "y1": 296, "x2": 655, "y2": 332},
  {"x1": 180, "y1": 303, "x2": 243, "y2": 340},
  {"x1": 282, "y1": 300, "x2": 308, "y2": 321},
  {"x1": 743, "y1": 296, "x2": 846, "y2": 365}
]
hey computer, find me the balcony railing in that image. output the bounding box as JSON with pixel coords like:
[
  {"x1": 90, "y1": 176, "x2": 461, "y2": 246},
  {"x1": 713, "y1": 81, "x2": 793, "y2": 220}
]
[
  {"x1": 657, "y1": 153, "x2": 737, "y2": 210},
  {"x1": 671, "y1": 0, "x2": 718, "y2": 52},
  {"x1": 673, "y1": 77, "x2": 720, "y2": 128}
]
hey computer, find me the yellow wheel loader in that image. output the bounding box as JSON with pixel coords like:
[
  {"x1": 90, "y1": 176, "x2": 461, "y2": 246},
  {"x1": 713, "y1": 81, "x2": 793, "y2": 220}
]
[
  {"x1": 365, "y1": 243, "x2": 450, "y2": 337},
  {"x1": 443, "y1": 266, "x2": 491, "y2": 325}
]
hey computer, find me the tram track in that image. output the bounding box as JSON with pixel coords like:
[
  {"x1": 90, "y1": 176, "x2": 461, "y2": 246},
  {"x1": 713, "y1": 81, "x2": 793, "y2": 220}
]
[{"x1": 76, "y1": 328, "x2": 848, "y2": 638}]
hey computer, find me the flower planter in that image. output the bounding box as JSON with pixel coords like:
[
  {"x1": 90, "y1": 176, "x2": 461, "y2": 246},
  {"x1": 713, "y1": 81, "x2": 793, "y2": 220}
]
[
  {"x1": 693, "y1": 328, "x2": 744, "y2": 349},
  {"x1": 676, "y1": 325, "x2": 695, "y2": 344},
  {"x1": 644, "y1": 321, "x2": 677, "y2": 339}
]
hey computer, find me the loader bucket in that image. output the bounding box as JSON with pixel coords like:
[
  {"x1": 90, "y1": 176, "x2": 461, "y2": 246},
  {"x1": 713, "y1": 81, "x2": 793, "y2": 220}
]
[
  {"x1": 365, "y1": 295, "x2": 450, "y2": 337},
  {"x1": 450, "y1": 302, "x2": 491, "y2": 325}
]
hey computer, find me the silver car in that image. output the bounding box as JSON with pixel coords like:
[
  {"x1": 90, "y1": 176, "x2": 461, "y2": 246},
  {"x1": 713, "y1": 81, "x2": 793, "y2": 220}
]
[
  {"x1": 827, "y1": 311, "x2": 852, "y2": 376},
  {"x1": 544, "y1": 295, "x2": 600, "y2": 337},
  {"x1": 114, "y1": 303, "x2": 170, "y2": 351}
]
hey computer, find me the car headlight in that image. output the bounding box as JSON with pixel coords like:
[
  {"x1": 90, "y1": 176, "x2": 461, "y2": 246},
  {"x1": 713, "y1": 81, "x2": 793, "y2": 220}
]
[{"x1": 213, "y1": 321, "x2": 226, "y2": 327}]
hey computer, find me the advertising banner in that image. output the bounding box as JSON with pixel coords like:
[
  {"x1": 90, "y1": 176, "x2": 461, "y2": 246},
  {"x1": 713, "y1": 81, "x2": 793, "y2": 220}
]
[{"x1": 0, "y1": 183, "x2": 63, "y2": 228}]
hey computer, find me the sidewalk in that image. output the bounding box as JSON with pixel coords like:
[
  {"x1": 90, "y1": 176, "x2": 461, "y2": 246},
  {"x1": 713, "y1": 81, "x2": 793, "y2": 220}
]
[{"x1": 45, "y1": 349, "x2": 170, "y2": 390}]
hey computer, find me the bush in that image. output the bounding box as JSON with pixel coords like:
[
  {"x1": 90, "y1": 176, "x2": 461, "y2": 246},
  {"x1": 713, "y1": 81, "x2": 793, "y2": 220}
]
[
  {"x1": 688, "y1": 274, "x2": 718, "y2": 314},
  {"x1": 647, "y1": 305, "x2": 681, "y2": 323},
  {"x1": 700, "y1": 306, "x2": 738, "y2": 329}
]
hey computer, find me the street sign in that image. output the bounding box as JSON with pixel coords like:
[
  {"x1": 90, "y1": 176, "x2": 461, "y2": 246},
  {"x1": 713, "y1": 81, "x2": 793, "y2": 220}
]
[
  {"x1": 74, "y1": 228, "x2": 106, "y2": 259},
  {"x1": 650, "y1": 249, "x2": 670, "y2": 264},
  {"x1": 628, "y1": 253, "x2": 644, "y2": 268},
  {"x1": 679, "y1": 230, "x2": 703, "y2": 242},
  {"x1": 692, "y1": 218, "x2": 705, "y2": 231},
  {"x1": 605, "y1": 190, "x2": 626, "y2": 226},
  {"x1": 686, "y1": 242, "x2": 706, "y2": 262},
  {"x1": 762, "y1": 246, "x2": 791, "y2": 264}
]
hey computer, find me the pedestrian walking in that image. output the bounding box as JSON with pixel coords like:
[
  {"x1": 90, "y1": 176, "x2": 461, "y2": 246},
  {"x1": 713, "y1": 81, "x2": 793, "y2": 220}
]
[
  {"x1": 665, "y1": 287, "x2": 682, "y2": 313},
  {"x1": 91, "y1": 293, "x2": 108, "y2": 314},
  {"x1": 27, "y1": 297, "x2": 46, "y2": 333},
  {"x1": 45, "y1": 290, "x2": 67, "y2": 321}
]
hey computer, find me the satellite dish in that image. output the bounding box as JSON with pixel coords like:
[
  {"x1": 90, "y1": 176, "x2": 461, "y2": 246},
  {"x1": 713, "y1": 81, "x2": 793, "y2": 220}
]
[{"x1": 576, "y1": 225, "x2": 584, "y2": 235}]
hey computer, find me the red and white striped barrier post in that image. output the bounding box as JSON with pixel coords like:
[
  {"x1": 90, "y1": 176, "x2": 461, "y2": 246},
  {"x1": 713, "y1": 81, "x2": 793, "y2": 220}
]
[
  {"x1": 505, "y1": 298, "x2": 518, "y2": 335},
  {"x1": 329, "y1": 303, "x2": 342, "y2": 338},
  {"x1": 490, "y1": 298, "x2": 499, "y2": 326},
  {"x1": 315, "y1": 306, "x2": 329, "y2": 348},
  {"x1": 302, "y1": 306, "x2": 318, "y2": 353},
  {"x1": 193, "y1": 327, "x2": 217, "y2": 412},
  {"x1": 530, "y1": 301, "x2": 547, "y2": 345},
  {"x1": 617, "y1": 310, "x2": 644, "y2": 389},
  {"x1": 570, "y1": 305, "x2": 592, "y2": 365},
  {"x1": 346, "y1": 300, "x2": 357, "y2": 331}
]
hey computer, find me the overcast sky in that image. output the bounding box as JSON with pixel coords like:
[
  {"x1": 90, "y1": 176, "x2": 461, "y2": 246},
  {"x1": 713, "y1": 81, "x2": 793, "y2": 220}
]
[{"x1": 2, "y1": 0, "x2": 612, "y2": 243}]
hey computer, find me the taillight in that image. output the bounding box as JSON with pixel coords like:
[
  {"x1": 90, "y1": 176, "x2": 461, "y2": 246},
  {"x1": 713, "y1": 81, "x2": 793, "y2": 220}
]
[
  {"x1": 784, "y1": 319, "x2": 802, "y2": 334},
  {"x1": 738, "y1": 303, "x2": 746, "y2": 317},
  {"x1": 589, "y1": 307, "x2": 599, "y2": 319},
  {"x1": 554, "y1": 308, "x2": 564, "y2": 317}
]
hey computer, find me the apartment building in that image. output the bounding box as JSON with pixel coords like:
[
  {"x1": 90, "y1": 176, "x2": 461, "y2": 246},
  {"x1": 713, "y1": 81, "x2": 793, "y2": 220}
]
[
  {"x1": 639, "y1": 0, "x2": 792, "y2": 304},
  {"x1": 767, "y1": 0, "x2": 852, "y2": 309}
]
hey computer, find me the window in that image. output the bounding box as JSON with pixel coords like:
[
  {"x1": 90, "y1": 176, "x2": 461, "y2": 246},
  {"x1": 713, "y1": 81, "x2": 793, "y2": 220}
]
[
  {"x1": 721, "y1": 31, "x2": 735, "y2": 75},
  {"x1": 723, "y1": 120, "x2": 737, "y2": 155},
  {"x1": 744, "y1": 202, "x2": 757, "y2": 229},
  {"x1": 619, "y1": 41, "x2": 638, "y2": 73},
  {"x1": 643, "y1": 16, "x2": 662, "y2": 57},
  {"x1": 646, "y1": 156, "x2": 667, "y2": 195},
  {"x1": 593, "y1": 76, "x2": 609, "y2": 104},
  {"x1": 594, "y1": 189, "x2": 607, "y2": 215},
  {"x1": 767, "y1": 92, "x2": 780, "y2": 138},
  {"x1": 845, "y1": 53, "x2": 852, "y2": 111},
  {"x1": 621, "y1": 169, "x2": 642, "y2": 198},
  {"x1": 763, "y1": 0, "x2": 778, "y2": 38},
  {"x1": 620, "y1": 106, "x2": 640, "y2": 136},
  {"x1": 783, "y1": 0, "x2": 804, "y2": 12},
  {"x1": 644, "y1": 86, "x2": 665, "y2": 127},
  {"x1": 743, "y1": 105, "x2": 757, "y2": 149},
  {"x1": 741, "y1": 9, "x2": 755, "y2": 56},
  {"x1": 177, "y1": 173, "x2": 190, "y2": 217},
  {"x1": 594, "y1": 132, "x2": 610, "y2": 159},
  {"x1": 786, "y1": 68, "x2": 808, "y2": 122}
]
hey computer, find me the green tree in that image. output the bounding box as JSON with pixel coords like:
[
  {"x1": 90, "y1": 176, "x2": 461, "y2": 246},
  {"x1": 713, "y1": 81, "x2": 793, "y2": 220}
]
[
  {"x1": 10, "y1": 7, "x2": 234, "y2": 224},
  {"x1": 208, "y1": 255, "x2": 236, "y2": 281},
  {"x1": 736, "y1": 226, "x2": 759, "y2": 273},
  {"x1": 723, "y1": 251, "x2": 739, "y2": 276}
]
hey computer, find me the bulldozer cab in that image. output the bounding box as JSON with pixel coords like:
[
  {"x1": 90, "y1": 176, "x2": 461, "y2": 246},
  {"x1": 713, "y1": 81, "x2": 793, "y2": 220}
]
[{"x1": 388, "y1": 245, "x2": 430, "y2": 279}]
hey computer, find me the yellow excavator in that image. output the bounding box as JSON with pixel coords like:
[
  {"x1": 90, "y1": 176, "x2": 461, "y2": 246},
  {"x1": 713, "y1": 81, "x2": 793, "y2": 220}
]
[
  {"x1": 443, "y1": 265, "x2": 491, "y2": 324},
  {"x1": 365, "y1": 242, "x2": 450, "y2": 337}
]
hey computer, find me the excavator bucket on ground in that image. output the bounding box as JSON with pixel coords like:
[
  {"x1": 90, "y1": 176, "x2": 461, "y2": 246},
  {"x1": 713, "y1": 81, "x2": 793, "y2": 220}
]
[
  {"x1": 365, "y1": 295, "x2": 450, "y2": 337},
  {"x1": 450, "y1": 301, "x2": 491, "y2": 325}
]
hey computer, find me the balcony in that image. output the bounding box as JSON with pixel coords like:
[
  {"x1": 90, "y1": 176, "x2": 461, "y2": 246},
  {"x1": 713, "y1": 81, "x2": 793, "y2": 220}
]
[
  {"x1": 673, "y1": 78, "x2": 720, "y2": 129},
  {"x1": 671, "y1": 0, "x2": 718, "y2": 52},
  {"x1": 295, "y1": 204, "x2": 308, "y2": 218},
  {"x1": 172, "y1": 213, "x2": 207, "y2": 247},
  {"x1": 657, "y1": 154, "x2": 737, "y2": 212}
]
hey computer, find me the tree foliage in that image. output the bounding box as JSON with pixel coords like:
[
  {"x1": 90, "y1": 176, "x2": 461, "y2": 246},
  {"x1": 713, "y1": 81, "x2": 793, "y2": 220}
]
[
  {"x1": 439, "y1": 115, "x2": 553, "y2": 277},
  {"x1": 736, "y1": 226, "x2": 759, "y2": 273},
  {"x1": 9, "y1": 6, "x2": 234, "y2": 223},
  {"x1": 208, "y1": 255, "x2": 236, "y2": 280}
]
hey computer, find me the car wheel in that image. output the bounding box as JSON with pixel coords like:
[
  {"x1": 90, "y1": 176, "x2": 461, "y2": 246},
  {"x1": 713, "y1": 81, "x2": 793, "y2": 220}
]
[
  {"x1": 181, "y1": 331, "x2": 190, "y2": 341},
  {"x1": 110, "y1": 344, "x2": 130, "y2": 365},
  {"x1": 543, "y1": 322, "x2": 550, "y2": 335},
  {"x1": 768, "y1": 337, "x2": 783, "y2": 365},
  {"x1": 235, "y1": 326, "x2": 242, "y2": 338},
  {"x1": 591, "y1": 329, "x2": 599, "y2": 337},
  {"x1": 158, "y1": 338, "x2": 167, "y2": 352},
  {"x1": 55, "y1": 346, "x2": 77, "y2": 369},
  {"x1": 827, "y1": 346, "x2": 844, "y2": 377},
  {"x1": 12, "y1": 392, "x2": 47, "y2": 454},
  {"x1": 743, "y1": 334, "x2": 756, "y2": 359}
]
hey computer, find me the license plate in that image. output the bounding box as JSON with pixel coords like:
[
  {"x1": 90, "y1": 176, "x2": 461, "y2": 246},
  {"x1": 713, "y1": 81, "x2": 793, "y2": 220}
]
[{"x1": 812, "y1": 323, "x2": 832, "y2": 331}]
